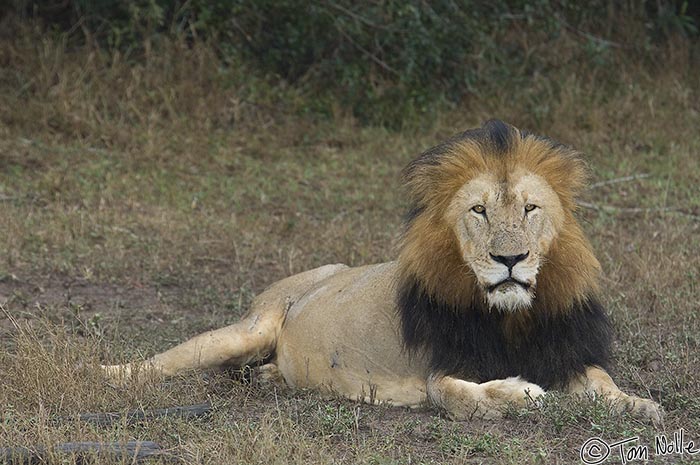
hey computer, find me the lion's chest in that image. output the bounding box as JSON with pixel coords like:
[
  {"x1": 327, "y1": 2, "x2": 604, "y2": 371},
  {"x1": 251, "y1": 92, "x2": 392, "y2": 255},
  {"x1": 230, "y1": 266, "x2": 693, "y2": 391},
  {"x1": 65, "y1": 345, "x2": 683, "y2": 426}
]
[{"x1": 399, "y1": 281, "x2": 612, "y2": 390}]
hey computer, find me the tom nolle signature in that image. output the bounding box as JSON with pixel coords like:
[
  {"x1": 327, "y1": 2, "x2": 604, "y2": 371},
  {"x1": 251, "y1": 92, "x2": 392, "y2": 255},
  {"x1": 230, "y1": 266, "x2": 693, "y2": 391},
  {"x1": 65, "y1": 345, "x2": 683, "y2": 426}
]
[{"x1": 580, "y1": 429, "x2": 699, "y2": 464}]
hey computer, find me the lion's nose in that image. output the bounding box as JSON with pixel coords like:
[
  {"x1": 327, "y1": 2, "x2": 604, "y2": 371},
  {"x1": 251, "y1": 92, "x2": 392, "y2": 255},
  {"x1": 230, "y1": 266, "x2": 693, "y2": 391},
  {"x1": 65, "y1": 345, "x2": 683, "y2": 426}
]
[{"x1": 489, "y1": 251, "x2": 529, "y2": 270}]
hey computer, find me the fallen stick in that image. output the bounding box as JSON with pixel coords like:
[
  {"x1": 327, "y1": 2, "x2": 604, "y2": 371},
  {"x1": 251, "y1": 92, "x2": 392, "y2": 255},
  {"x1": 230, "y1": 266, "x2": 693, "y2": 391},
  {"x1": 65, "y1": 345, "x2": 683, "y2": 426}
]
[
  {"x1": 578, "y1": 201, "x2": 665, "y2": 213},
  {"x1": 577, "y1": 201, "x2": 700, "y2": 220},
  {"x1": 1, "y1": 440, "x2": 166, "y2": 464},
  {"x1": 61, "y1": 402, "x2": 212, "y2": 427},
  {"x1": 587, "y1": 173, "x2": 650, "y2": 189}
]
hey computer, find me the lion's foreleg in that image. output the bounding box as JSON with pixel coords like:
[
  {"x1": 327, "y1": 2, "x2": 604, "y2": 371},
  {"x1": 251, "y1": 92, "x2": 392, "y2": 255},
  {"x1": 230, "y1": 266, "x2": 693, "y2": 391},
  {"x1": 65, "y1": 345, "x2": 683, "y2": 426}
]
[
  {"x1": 426, "y1": 374, "x2": 545, "y2": 420},
  {"x1": 102, "y1": 310, "x2": 282, "y2": 382},
  {"x1": 567, "y1": 366, "x2": 662, "y2": 423}
]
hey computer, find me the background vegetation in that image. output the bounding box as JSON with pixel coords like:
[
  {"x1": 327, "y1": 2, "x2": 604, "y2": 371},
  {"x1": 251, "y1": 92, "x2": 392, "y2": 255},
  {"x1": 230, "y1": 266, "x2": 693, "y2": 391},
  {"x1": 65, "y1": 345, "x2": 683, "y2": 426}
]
[
  {"x1": 1, "y1": 1, "x2": 699, "y2": 464},
  {"x1": 8, "y1": 0, "x2": 700, "y2": 125}
]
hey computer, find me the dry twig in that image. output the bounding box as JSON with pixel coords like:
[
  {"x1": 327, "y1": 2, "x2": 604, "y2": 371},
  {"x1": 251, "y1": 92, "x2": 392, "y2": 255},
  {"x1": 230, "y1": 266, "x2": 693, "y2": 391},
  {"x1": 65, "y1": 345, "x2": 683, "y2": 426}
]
[
  {"x1": 0, "y1": 441, "x2": 167, "y2": 464},
  {"x1": 578, "y1": 201, "x2": 700, "y2": 220},
  {"x1": 0, "y1": 304, "x2": 21, "y2": 331},
  {"x1": 588, "y1": 173, "x2": 650, "y2": 189},
  {"x1": 60, "y1": 402, "x2": 212, "y2": 427}
]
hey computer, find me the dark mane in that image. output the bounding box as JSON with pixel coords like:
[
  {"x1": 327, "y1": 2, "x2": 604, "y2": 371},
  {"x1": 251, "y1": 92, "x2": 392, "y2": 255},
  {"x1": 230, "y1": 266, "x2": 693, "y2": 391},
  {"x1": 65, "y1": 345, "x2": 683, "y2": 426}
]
[
  {"x1": 396, "y1": 120, "x2": 609, "y2": 388},
  {"x1": 397, "y1": 276, "x2": 611, "y2": 389}
]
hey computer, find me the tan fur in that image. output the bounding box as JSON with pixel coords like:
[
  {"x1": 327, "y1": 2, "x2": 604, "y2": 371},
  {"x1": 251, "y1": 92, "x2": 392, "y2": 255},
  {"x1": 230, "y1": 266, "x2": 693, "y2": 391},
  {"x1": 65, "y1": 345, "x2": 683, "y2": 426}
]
[
  {"x1": 427, "y1": 375, "x2": 545, "y2": 420},
  {"x1": 103, "y1": 123, "x2": 661, "y2": 422},
  {"x1": 568, "y1": 366, "x2": 662, "y2": 423}
]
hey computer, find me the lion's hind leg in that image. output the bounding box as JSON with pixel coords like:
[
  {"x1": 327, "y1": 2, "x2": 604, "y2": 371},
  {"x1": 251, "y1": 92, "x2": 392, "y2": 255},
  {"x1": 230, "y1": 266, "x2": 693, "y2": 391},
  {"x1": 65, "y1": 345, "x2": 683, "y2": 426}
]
[
  {"x1": 103, "y1": 308, "x2": 283, "y2": 382},
  {"x1": 103, "y1": 264, "x2": 349, "y2": 383},
  {"x1": 427, "y1": 374, "x2": 544, "y2": 420}
]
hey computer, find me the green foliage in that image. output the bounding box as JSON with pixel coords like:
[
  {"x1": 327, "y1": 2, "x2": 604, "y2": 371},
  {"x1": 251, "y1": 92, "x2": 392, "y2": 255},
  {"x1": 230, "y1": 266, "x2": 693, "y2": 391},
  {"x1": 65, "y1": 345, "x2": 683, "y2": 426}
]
[
  {"x1": 316, "y1": 403, "x2": 358, "y2": 438},
  {"x1": 655, "y1": 0, "x2": 699, "y2": 36},
  {"x1": 10, "y1": 0, "x2": 699, "y2": 126}
]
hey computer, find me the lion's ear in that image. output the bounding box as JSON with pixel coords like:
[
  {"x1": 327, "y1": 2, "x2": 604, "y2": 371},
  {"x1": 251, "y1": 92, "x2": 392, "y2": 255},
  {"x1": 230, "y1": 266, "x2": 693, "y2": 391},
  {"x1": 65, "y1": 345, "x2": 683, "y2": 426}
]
[
  {"x1": 540, "y1": 149, "x2": 589, "y2": 212},
  {"x1": 402, "y1": 141, "x2": 488, "y2": 221},
  {"x1": 516, "y1": 132, "x2": 590, "y2": 212},
  {"x1": 402, "y1": 122, "x2": 510, "y2": 214},
  {"x1": 557, "y1": 152, "x2": 589, "y2": 198}
]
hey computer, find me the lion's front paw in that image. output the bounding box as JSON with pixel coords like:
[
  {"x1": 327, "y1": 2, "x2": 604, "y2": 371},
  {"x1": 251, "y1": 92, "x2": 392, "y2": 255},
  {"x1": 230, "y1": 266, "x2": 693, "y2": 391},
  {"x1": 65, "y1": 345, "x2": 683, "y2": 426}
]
[
  {"x1": 618, "y1": 395, "x2": 663, "y2": 424},
  {"x1": 481, "y1": 377, "x2": 545, "y2": 408},
  {"x1": 428, "y1": 375, "x2": 546, "y2": 421},
  {"x1": 460, "y1": 377, "x2": 546, "y2": 419},
  {"x1": 523, "y1": 383, "x2": 547, "y2": 407}
]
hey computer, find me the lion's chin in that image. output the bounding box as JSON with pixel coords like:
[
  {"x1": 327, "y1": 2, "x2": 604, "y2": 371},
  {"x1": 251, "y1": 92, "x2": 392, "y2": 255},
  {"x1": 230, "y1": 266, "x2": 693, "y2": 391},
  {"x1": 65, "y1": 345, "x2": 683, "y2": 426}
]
[{"x1": 485, "y1": 284, "x2": 533, "y2": 312}]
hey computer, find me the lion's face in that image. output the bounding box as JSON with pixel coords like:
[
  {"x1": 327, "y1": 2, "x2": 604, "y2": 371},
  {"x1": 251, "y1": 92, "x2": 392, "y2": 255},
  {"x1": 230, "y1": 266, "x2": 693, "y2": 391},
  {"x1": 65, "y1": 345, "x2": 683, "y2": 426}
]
[
  {"x1": 446, "y1": 170, "x2": 565, "y2": 311},
  {"x1": 399, "y1": 120, "x2": 600, "y2": 314}
]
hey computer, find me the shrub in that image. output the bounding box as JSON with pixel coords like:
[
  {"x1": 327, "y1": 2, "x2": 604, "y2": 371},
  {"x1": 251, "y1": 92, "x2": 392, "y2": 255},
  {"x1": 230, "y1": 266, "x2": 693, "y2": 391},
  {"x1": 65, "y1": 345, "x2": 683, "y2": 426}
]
[{"x1": 8, "y1": 0, "x2": 699, "y2": 126}]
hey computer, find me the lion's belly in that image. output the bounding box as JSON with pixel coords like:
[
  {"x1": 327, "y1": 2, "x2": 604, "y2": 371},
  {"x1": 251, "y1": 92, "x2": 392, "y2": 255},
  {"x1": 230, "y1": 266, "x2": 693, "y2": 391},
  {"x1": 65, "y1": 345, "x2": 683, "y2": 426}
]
[{"x1": 274, "y1": 262, "x2": 429, "y2": 407}]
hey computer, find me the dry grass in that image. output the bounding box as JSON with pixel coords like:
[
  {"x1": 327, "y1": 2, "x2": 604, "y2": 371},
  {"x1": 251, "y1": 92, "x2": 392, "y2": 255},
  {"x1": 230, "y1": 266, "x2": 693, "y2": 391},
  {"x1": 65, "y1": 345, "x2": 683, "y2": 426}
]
[{"x1": 1, "y1": 22, "x2": 699, "y2": 464}]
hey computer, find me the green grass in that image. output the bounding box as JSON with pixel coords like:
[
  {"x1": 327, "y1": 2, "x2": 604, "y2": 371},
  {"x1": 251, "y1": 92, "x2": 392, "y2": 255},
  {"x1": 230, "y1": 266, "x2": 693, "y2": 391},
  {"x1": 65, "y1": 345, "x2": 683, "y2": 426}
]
[{"x1": 1, "y1": 24, "x2": 699, "y2": 465}]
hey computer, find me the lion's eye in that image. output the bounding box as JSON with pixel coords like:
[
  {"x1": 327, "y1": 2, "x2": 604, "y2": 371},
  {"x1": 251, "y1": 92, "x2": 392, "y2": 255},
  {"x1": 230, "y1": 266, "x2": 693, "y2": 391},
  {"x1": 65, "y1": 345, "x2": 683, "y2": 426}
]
[
  {"x1": 471, "y1": 205, "x2": 486, "y2": 215},
  {"x1": 524, "y1": 204, "x2": 538, "y2": 213}
]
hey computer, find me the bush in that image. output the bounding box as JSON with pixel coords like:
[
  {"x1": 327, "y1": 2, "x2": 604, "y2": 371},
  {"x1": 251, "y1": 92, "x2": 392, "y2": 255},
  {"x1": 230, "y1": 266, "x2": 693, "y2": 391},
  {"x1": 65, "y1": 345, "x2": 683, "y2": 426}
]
[{"x1": 8, "y1": 0, "x2": 699, "y2": 126}]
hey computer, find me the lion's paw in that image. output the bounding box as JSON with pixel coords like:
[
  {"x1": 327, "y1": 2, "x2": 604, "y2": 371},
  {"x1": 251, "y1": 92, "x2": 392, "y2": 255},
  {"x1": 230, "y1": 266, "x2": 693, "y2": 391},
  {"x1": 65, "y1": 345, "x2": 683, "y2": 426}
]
[
  {"x1": 459, "y1": 377, "x2": 546, "y2": 419},
  {"x1": 481, "y1": 377, "x2": 545, "y2": 407},
  {"x1": 101, "y1": 363, "x2": 135, "y2": 384},
  {"x1": 254, "y1": 363, "x2": 286, "y2": 386},
  {"x1": 618, "y1": 395, "x2": 663, "y2": 424}
]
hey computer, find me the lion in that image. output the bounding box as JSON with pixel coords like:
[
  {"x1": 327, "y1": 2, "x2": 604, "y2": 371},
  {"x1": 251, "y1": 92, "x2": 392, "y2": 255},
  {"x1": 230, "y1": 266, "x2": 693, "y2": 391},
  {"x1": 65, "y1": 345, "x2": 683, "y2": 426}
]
[{"x1": 103, "y1": 120, "x2": 661, "y2": 422}]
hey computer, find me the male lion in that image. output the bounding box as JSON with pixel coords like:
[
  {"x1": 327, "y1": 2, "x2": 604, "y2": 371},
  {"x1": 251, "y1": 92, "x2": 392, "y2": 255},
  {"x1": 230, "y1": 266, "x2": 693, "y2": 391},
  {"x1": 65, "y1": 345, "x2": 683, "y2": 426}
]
[{"x1": 104, "y1": 120, "x2": 661, "y2": 422}]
